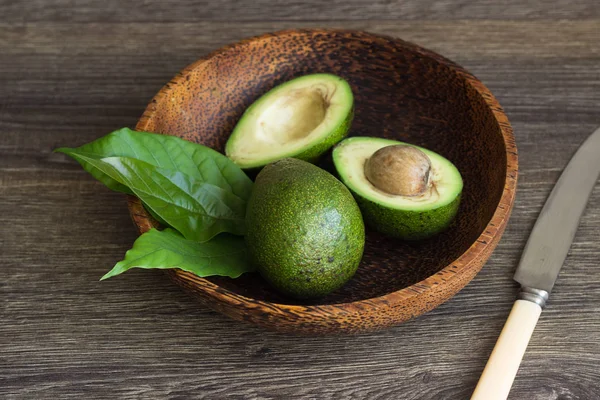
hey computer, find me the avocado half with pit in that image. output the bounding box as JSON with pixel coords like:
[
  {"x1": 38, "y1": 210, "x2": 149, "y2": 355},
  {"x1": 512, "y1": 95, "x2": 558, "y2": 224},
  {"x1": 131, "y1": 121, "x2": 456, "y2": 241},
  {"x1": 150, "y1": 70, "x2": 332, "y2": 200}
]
[
  {"x1": 225, "y1": 74, "x2": 354, "y2": 169},
  {"x1": 333, "y1": 137, "x2": 463, "y2": 240}
]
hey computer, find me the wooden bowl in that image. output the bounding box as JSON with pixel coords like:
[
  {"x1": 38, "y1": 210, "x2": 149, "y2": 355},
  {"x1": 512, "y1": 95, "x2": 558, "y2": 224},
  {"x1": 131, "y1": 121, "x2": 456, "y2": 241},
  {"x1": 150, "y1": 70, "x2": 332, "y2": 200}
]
[{"x1": 131, "y1": 29, "x2": 517, "y2": 334}]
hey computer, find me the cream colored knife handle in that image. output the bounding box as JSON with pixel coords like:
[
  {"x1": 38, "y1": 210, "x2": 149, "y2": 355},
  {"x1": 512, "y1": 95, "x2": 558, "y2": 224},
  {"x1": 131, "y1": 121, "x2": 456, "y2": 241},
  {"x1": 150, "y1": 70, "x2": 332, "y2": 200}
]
[{"x1": 471, "y1": 299, "x2": 542, "y2": 400}]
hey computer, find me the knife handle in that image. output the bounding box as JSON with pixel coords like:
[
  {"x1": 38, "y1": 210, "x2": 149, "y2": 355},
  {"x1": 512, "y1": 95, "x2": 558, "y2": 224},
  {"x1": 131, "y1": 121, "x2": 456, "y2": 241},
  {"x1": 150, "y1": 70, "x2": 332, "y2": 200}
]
[{"x1": 471, "y1": 298, "x2": 543, "y2": 400}]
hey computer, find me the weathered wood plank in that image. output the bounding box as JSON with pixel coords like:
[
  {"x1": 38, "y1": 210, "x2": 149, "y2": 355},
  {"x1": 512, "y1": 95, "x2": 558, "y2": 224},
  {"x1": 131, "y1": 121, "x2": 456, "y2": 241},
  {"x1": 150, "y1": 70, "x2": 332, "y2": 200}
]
[
  {"x1": 1, "y1": 16, "x2": 600, "y2": 400},
  {"x1": 2, "y1": 20, "x2": 599, "y2": 60},
  {"x1": 1, "y1": 0, "x2": 598, "y2": 22}
]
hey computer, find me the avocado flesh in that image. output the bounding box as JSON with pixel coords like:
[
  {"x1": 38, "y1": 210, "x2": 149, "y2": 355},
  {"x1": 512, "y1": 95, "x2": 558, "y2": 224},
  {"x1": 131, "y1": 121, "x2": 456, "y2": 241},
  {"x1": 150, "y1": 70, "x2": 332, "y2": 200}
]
[
  {"x1": 333, "y1": 137, "x2": 463, "y2": 240},
  {"x1": 226, "y1": 74, "x2": 354, "y2": 170},
  {"x1": 245, "y1": 158, "x2": 365, "y2": 299}
]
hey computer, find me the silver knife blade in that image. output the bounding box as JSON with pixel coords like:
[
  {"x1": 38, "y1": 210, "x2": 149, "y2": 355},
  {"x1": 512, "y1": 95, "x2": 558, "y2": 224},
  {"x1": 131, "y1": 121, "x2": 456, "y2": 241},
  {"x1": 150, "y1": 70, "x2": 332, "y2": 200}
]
[{"x1": 514, "y1": 127, "x2": 600, "y2": 293}]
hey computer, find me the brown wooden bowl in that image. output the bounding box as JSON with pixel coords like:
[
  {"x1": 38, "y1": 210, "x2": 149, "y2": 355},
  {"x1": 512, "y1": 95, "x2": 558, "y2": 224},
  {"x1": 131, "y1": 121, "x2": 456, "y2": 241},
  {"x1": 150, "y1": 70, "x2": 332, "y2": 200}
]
[{"x1": 131, "y1": 29, "x2": 517, "y2": 335}]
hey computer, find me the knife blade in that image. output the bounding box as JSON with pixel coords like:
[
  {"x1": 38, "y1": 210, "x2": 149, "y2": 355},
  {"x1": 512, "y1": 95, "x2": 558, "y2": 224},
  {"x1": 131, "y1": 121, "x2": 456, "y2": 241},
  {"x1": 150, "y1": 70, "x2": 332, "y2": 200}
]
[
  {"x1": 472, "y1": 126, "x2": 600, "y2": 400},
  {"x1": 514, "y1": 126, "x2": 600, "y2": 294}
]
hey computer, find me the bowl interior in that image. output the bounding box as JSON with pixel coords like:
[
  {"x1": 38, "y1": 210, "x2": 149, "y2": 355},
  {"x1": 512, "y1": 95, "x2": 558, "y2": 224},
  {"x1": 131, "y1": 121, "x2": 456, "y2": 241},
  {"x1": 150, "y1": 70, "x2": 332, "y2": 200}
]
[{"x1": 139, "y1": 30, "x2": 507, "y2": 306}]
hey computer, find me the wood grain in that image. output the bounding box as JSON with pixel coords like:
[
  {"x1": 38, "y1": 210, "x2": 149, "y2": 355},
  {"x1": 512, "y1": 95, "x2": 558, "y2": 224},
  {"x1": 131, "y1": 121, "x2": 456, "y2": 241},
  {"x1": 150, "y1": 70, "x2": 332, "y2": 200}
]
[
  {"x1": 1, "y1": 4, "x2": 599, "y2": 399},
  {"x1": 2, "y1": 0, "x2": 598, "y2": 22}
]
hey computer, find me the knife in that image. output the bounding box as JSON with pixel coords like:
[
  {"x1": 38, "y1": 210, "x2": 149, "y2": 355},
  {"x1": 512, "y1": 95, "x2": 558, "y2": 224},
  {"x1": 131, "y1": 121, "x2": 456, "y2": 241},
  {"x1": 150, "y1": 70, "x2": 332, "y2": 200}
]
[{"x1": 471, "y1": 127, "x2": 600, "y2": 400}]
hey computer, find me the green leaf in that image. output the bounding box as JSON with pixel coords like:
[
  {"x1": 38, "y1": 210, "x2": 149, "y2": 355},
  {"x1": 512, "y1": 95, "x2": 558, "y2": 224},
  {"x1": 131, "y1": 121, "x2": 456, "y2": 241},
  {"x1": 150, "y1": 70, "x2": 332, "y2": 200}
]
[
  {"x1": 55, "y1": 128, "x2": 254, "y2": 241},
  {"x1": 143, "y1": 202, "x2": 170, "y2": 226},
  {"x1": 104, "y1": 156, "x2": 247, "y2": 241},
  {"x1": 101, "y1": 228, "x2": 254, "y2": 280},
  {"x1": 56, "y1": 148, "x2": 133, "y2": 194},
  {"x1": 61, "y1": 153, "x2": 247, "y2": 242},
  {"x1": 55, "y1": 127, "x2": 253, "y2": 200}
]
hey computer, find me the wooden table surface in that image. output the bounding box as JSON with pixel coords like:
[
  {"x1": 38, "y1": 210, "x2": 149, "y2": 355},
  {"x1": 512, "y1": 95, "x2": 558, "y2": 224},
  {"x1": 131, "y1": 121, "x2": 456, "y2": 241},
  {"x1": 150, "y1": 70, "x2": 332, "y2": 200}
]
[{"x1": 2, "y1": 1, "x2": 599, "y2": 399}]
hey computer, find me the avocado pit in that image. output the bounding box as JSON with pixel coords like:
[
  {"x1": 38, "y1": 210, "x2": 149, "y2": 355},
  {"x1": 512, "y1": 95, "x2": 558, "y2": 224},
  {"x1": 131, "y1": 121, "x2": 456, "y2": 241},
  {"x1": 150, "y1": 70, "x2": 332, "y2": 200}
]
[{"x1": 364, "y1": 145, "x2": 432, "y2": 196}]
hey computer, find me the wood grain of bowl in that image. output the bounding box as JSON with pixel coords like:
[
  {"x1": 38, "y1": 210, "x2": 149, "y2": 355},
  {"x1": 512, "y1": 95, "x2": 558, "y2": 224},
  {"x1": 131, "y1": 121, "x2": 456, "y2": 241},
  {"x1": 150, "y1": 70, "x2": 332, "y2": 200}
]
[{"x1": 130, "y1": 29, "x2": 517, "y2": 335}]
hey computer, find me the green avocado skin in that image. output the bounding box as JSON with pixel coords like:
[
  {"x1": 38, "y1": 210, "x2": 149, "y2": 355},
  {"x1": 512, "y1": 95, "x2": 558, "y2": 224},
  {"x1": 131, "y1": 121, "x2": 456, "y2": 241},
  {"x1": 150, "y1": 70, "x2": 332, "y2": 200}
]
[
  {"x1": 245, "y1": 158, "x2": 365, "y2": 299},
  {"x1": 293, "y1": 108, "x2": 354, "y2": 164},
  {"x1": 241, "y1": 109, "x2": 353, "y2": 178},
  {"x1": 353, "y1": 192, "x2": 461, "y2": 240}
]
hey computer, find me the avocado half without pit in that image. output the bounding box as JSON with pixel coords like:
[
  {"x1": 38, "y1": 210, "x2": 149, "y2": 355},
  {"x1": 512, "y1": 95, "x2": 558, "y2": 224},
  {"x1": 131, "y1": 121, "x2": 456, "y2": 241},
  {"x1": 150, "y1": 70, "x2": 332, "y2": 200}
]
[
  {"x1": 225, "y1": 74, "x2": 354, "y2": 169},
  {"x1": 333, "y1": 137, "x2": 463, "y2": 240}
]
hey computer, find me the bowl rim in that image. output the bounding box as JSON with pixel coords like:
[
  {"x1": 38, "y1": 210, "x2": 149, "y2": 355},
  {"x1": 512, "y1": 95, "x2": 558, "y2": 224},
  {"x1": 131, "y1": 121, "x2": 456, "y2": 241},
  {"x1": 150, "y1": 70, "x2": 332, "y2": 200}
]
[{"x1": 132, "y1": 28, "x2": 517, "y2": 327}]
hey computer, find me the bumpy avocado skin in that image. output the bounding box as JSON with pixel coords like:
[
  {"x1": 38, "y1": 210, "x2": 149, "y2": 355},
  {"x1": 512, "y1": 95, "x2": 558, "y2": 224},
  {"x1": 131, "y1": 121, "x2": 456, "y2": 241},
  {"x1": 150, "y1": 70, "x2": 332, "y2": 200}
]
[
  {"x1": 353, "y1": 192, "x2": 461, "y2": 240},
  {"x1": 245, "y1": 158, "x2": 365, "y2": 299}
]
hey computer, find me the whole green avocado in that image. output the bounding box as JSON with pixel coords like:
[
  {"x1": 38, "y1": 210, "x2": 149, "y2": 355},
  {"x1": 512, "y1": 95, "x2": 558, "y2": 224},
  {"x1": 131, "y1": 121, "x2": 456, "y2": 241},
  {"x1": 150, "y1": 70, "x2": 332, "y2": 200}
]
[{"x1": 245, "y1": 158, "x2": 365, "y2": 299}]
